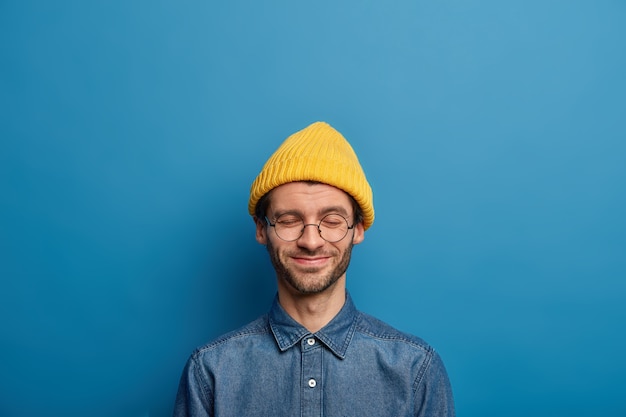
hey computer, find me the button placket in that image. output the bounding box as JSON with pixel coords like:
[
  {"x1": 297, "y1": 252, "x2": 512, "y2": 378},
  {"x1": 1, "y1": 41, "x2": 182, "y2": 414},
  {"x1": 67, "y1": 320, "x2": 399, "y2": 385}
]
[{"x1": 301, "y1": 335, "x2": 322, "y2": 417}]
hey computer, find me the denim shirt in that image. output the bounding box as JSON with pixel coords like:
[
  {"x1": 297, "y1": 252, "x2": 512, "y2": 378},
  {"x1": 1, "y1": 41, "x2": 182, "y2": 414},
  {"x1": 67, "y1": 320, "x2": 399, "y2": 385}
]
[{"x1": 174, "y1": 293, "x2": 455, "y2": 417}]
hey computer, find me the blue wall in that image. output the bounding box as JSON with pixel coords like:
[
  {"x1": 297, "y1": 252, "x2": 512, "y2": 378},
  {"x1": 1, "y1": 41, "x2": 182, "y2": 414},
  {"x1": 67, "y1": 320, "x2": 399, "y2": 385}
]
[{"x1": 1, "y1": 1, "x2": 625, "y2": 416}]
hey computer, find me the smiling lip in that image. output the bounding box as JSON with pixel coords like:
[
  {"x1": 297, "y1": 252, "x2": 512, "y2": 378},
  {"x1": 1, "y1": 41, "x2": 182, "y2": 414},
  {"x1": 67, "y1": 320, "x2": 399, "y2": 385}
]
[{"x1": 292, "y1": 256, "x2": 330, "y2": 267}]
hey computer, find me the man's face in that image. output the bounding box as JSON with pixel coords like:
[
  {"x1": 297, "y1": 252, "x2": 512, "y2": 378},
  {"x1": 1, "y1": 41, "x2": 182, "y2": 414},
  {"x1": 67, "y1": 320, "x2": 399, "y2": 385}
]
[{"x1": 255, "y1": 182, "x2": 365, "y2": 296}]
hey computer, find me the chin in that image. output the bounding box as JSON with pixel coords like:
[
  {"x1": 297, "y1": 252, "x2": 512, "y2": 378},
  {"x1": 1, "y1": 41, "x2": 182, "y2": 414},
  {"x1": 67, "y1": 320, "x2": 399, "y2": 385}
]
[{"x1": 284, "y1": 272, "x2": 341, "y2": 295}]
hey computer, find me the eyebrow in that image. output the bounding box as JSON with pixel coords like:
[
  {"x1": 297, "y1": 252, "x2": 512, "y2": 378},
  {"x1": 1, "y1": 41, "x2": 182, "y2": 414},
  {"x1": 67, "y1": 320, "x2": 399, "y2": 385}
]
[
  {"x1": 319, "y1": 205, "x2": 350, "y2": 216},
  {"x1": 271, "y1": 205, "x2": 350, "y2": 219}
]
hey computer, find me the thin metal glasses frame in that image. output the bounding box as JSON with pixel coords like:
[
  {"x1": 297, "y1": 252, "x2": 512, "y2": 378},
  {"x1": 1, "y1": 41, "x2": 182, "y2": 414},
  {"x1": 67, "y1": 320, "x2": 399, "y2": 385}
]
[{"x1": 265, "y1": 213, "x2": 355, "y2": 243}]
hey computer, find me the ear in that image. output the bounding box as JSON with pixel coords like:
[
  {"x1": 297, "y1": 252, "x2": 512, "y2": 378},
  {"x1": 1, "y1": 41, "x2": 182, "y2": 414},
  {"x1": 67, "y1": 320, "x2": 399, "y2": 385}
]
[
  {"x1": 254, "y1": 216, "x2": 268, "y2": 245},
  {"x1": 351, "y1": 222, "x2": 365, "y2": 245}
]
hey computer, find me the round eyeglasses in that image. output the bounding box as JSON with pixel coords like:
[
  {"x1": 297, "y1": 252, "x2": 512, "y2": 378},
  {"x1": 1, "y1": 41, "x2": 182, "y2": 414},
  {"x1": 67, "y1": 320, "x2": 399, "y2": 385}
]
[{"x1": 265, "y1": 213, "x2": 355, "y2": 243}]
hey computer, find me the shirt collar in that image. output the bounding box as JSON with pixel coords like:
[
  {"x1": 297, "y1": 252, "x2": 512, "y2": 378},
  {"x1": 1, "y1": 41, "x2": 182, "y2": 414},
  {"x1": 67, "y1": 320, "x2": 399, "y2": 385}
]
[{"x1": 268, "y1": 292, "x2": 359, "y2": 359}]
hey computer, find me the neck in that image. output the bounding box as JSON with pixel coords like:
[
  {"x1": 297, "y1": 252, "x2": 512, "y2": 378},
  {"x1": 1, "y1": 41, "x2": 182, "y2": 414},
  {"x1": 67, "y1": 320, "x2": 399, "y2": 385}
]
[{"x1": 277, "y1": 279, "x2": 346, "y2": 333}]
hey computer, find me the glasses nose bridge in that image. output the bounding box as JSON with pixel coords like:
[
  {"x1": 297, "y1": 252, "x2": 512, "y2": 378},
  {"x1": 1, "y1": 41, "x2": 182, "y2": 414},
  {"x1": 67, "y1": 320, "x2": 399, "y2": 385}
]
[{"x1": 300, "y1": 222, "x2": 322, "y2": 237}]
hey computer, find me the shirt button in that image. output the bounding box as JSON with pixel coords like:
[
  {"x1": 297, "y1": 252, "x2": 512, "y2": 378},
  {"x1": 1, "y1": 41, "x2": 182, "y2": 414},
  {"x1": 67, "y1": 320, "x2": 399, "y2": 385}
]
[
  {"x1": 308, "y1": 378, "x2": 317, "y2": 388},
  {"x1": 307, "y1": 338, "x2": 316, "y2": 346}
]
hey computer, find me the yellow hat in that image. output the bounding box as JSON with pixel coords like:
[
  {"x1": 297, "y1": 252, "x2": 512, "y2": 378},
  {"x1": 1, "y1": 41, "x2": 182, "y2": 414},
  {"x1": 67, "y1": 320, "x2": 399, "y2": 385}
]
[{"x1": 248, "y1": 121, "x2": 374, "y2": 230}]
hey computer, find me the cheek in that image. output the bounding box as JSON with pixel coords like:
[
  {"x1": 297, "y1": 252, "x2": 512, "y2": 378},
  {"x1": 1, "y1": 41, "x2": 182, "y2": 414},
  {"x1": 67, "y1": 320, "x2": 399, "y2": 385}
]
[{"x1": 266, "y1": 236, "x2": 282, "y2": 256}]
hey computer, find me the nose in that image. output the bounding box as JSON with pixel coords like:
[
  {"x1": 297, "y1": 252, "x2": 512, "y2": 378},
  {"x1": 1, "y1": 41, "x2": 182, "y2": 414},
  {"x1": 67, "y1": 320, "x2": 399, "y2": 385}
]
[{"x1": 296, "y1": 223, "x2": 325, "y2": 250}]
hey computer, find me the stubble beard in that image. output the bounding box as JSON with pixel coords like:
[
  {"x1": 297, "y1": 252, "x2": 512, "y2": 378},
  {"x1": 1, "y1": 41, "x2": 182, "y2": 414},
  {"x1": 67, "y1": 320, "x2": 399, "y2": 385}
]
[{"x1": 266, "y1": 240, "x2": 354, "y2": 295}]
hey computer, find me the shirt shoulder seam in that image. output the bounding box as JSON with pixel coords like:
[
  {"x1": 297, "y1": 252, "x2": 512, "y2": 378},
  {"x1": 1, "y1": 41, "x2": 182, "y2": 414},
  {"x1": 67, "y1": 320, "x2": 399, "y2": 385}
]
[
  {"x1": 192, "y1": 315, "x2": 271, "y2": 356},
  {"x1": 354, "y1": 312, "x2": 433, "y2": 353}
]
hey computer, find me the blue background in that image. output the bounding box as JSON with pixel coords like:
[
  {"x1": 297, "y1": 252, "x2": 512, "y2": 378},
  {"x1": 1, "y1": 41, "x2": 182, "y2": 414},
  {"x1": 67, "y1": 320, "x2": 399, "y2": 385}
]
[{"x1": 1, "y1": 1, "x2": 625, "y2": 416}]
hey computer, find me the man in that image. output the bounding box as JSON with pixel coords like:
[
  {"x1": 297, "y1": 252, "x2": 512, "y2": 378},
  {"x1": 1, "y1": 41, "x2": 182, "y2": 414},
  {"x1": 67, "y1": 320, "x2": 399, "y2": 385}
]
[{"x1": 173, "y1": 121, "x2": 455, "y2": 416}]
